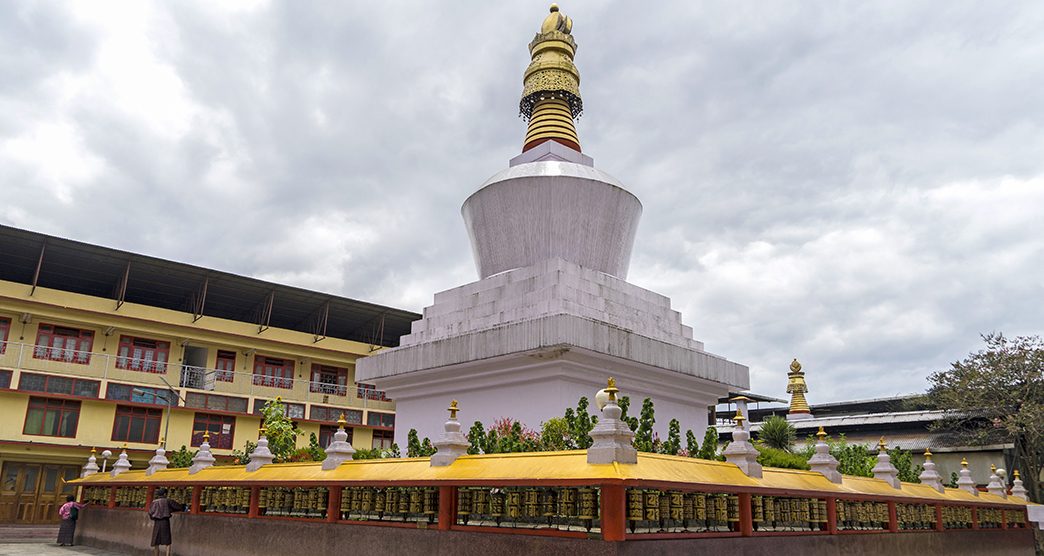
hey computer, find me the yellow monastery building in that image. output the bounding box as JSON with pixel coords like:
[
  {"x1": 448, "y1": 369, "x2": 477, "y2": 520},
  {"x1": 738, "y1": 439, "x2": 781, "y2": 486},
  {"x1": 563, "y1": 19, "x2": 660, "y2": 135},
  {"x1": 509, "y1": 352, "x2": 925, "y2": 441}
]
[{"x1": 0, "y1": 224, "x2": 418, "y2": 524}]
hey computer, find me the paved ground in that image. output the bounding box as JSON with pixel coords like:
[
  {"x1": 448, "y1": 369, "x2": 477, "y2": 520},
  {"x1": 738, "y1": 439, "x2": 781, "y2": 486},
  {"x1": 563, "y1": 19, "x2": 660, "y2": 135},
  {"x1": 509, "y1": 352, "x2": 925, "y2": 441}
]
[{"x1": 0, "y1": 544, "x2": 129, "y2": 555}]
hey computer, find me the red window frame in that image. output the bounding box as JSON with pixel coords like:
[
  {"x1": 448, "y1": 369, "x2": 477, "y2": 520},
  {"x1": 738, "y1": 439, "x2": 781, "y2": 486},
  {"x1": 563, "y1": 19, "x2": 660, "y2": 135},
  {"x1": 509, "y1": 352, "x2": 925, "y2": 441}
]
[
  {"x1": 252, "y1": 355, "x2": 294, "y2": 389},
  {"x1": 115, "y1": 335, "x2": 170, "y2": 373},
  {"x1": 310, "y1": 405, "x2": 362, "y2": 424},
  {"x1": 319, "y1": 424, "x2": 353, "y2": 449},
  {"x1": 33, "y1": 324, "x2": 94, "y2": 364},
  {"x1": 215, "y1": 350, "x2": 236, "y2": 382},
  {"x1": 309, "y1": 364, "x2": 348, "y2": 396},
  {"x1": 185, "y1": 392, "x2": 249, "y2": 414},
  {"x1": 18, "y1": 372, "x2": 100, "y2": 398},
  {"x1": 191, "y1": 413, "x2": 236, "y2": 449},
  {"x1": 366, "y1": 411, "x2": 395, "y2": 429},
  {"x1": 357, "y1": 382, "x2": 389, "y2": 401},
  {"x1": 111, "y1": 405, "x2": 162, "y2": 444},
  {"x1": 371, "y1": 429, "x2": 395, "y2": 450},
  {"x1": 23, "y1": 397, "x2": 81, "y2": 438},
  {"x1": 0, "y1": 316, "x2": 10, "y2": 354}
]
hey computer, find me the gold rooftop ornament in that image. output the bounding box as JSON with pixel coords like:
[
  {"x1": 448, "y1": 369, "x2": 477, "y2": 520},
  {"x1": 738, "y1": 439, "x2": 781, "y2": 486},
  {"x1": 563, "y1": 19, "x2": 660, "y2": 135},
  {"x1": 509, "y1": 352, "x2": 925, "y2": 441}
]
[
  {"x1": 604, "y1": 377, "x2": 619, "y2": 402},
  {"x1": 785, "y1": 358, "x2": 812, "y2": 418},
  {"x1": 448, "y1": 400, "x2": 460, "y2": 420},
  {"x1": 520, "y1": 4, "x2": 583, "y2": 152}
]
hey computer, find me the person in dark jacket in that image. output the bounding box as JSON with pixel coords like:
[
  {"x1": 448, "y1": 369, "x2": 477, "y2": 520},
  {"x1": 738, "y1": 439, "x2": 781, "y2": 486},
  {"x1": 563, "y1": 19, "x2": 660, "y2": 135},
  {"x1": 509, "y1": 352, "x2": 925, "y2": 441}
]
[
  {"x1": 57, "y1": 495, "x2": 86, "y2": 546},
  {"x1": 148, "y1": 488, "x2": 185, "y2": 556}
]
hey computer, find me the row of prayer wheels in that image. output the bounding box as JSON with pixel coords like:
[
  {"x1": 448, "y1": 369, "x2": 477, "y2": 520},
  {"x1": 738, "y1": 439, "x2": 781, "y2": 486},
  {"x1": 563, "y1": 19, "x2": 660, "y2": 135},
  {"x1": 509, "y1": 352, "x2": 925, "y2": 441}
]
[
  {"x1": 200, "y1": 486, "x2": 250, "y2": 514},
  {"x1": 752, "y1": 496, "x2": 828, "y2": 530},
  {"x1": 897, "y1": 503, "x2": 936, "y2": 530},
  {"x1": 836, "y1": 500, "x2": 889, "y2": 530},
  {"x1": 340, "y1": 486, "x2": 438, "y2": 520},
  {"x1": 259, "y1": 486, "x2": 328, "y2": 517},
  {"x1": 941, "y1": 506, "x2": 973, "y2": 529},
  {"x1": 82, "y1": 486, "x2": 110, "y2": 506},
  {"x1": 114, "y1": 486, "x2": 147, "y2": 508},
  {"x1": 626, "y1": 489, "x2": 737, "y2": 530},
  {"x1": 457, "y1": 487, "x2": 599, "y2": 527}
]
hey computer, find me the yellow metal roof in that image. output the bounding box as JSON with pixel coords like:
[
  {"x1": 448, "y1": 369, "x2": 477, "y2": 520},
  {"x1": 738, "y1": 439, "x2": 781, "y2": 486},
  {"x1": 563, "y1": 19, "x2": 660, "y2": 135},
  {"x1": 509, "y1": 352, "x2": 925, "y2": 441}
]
[{"x1": 71, "y1": 451, "x2": 1031, "y2": 508}]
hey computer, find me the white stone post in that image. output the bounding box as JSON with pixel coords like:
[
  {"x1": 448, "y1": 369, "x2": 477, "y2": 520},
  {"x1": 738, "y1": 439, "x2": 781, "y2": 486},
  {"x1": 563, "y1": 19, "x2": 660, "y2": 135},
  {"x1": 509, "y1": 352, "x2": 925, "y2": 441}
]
[
  {"x1": 246, "y1": 428, "x2": 275, "y2": 472},
  {"x1": 587, "y1": 378, "x2": 638, "y2": 464},
  {"x1": 918, "y1": 449, "x2": 944, "y2": 493},
  {"x1": 431, "y1": 400, "x2": 469, "y2": 467},
  {"x1": 871, "y1": 438, "x2": 900, "y2": 489},
  {"x1": 1011, "y1": 469, "x2": 1029, "y2": 500},
  {"x1": 81, "y1": 448, "x2": 100, "y2": 478},
  {"x1": 145, "y1": 446, "x2": 169, "y2": 476},
  {"x1": 322, "y1": 414, "x2": 357, "y2": 470},
  {"x1": 808, "y1": 427, "x2": 841, "y2": 484},
  {"x1": 956, "y1": 458, "x2": 978, "y2": 496},
  {"x1": 189, "y1": 432, "x2": 217, "y2": 474},
  {"x1": 111, "y1": 447, "x2": 132, "y2": 477},
  {"x1": 986, "y1": 464, "x2": 1006, "y2": 498},
  {"x1": 723, "y1": 409, "x2": 762, "y2": 478}
]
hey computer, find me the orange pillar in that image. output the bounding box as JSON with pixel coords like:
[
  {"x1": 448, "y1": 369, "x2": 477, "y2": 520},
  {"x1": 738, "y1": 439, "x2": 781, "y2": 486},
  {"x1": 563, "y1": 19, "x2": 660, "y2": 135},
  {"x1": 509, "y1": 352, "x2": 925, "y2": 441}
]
[
  {"x1": 247, "y1": 486, "x2": 260, "y2": 518},
  {"x1": 190, "y1": 486, "x2": 202, "y2": 514},
  {"x1": 971, "y1": 506, "x2": 979, "y2": 530},
  {"x1": 887, "y1": 501, "x2": 898, "y2": 532},
  {"x1": 825, "y1": 498, "x2": 838, "y2": 534},
  {"x1": 738, "y1": 493, "x2": 753, "y2": 537},
  {"x1": 1001, "y1": 507, "x2": 1008, "y2": 530},
  {"x1": 934, "y1": 504, "x2": 944, "y2": 532},
  {"x1": 327, "y1": 487, "x2": 342, "y2": 523},
  {"x1": 145, "y1": 486, "x2": 155, "y2": 509},
  {"x1": 600, "y1": 484, "x2": 626, "y2": 542},
  {"x1": 107, "y1": 487, "x2": 116, "y2": 509},
  {"x1": 438, "y1": 486, "x2": 456, "y2": 531}
]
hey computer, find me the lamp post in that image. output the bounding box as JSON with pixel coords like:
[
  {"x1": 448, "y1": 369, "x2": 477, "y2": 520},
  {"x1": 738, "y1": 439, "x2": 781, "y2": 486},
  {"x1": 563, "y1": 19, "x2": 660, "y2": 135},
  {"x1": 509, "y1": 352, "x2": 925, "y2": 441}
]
[
  {"x1": 100, "y1": 450, "x2": 112, "y2": 473},
  {"x1": 133, "y1": 383, "x2": 185, "y2": 451}
]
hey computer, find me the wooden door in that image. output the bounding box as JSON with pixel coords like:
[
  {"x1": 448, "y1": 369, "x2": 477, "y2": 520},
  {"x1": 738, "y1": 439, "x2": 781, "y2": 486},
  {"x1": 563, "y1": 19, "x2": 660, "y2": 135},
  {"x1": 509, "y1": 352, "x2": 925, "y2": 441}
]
[{"x1": 0, "y1": 462, "x2": 81, "y2": 523}]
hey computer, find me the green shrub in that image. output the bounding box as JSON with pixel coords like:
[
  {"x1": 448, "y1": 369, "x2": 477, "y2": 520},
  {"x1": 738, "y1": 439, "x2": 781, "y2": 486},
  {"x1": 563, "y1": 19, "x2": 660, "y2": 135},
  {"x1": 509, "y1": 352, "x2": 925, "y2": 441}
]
[{"x1": 756, "y1": 445, "x2": 811, "y2": 470}]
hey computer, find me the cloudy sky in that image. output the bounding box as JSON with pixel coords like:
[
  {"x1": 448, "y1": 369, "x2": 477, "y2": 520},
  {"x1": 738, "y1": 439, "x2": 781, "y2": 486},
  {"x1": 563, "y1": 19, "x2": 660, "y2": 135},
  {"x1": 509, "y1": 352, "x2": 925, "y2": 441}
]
[{"x1": 2, "y1": 1, "x2": 1042, "y2": 403}]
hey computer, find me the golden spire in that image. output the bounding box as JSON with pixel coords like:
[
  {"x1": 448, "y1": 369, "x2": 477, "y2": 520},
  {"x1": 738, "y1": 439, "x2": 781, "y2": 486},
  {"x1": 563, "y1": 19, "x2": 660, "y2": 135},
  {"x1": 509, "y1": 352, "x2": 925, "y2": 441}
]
[
  {"x1": 733, "y1": 409, "x2": 746, "y2": 425},
  {"x1": 337, "y1": 413, "x2": 347, "y2": 428},
  {"x1": 448, "y1": 400, "x2": 459, "y2": 420},
  {"x1": 1014, "y1": 469, "x2": 1021, "y2": 479},
  {"x1": 786, "y1": 358, "x2": 811, "y2": 415},
  {"x1": 259, "y1": 425, "x2": 267, "y2": 437},
  {"x1": 990, "y1": 463, "x2": 997, "y2": 472},
  {"x1": 816, "y1": 426, "x2": 827, "y2": 441},
  {"x1": 961, "y1": 458, "x2": 969, "y2": 468},
  {"x1": 877, "y1": 437, "x2": 887, "y2": 452},
  {"x1": 605, "y1": 377, "x2": 619, "y2": 402},
  {"x1": 520, "y1": 4, "x2": 583, "y2": 153},
  {"x1": 202, "y1": 430, "x2": 210, "y2": 442},
  {"x1": 924, "y1": 448, "x2": 933, "y2": 462},
  {"x1": 91, "y1": 447, "x2": 97, "y2": 455}
]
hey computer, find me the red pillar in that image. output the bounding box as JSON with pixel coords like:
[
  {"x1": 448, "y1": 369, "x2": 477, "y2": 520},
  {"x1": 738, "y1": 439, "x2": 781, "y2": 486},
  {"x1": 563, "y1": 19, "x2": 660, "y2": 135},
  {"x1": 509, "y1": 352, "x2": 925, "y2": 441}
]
[
  {"x1": 327, "y1": 487, "x2": 342, "y2": 523},
  {"x1": 738, "y1": 493, "x2": 753, "y2": 537},
  {"x1": 247, "y1": 486, "x2": 260, "y2": 518},
  {"x1": 971, "y1": 506, "x2": 979, "y2": 530},
  {"x1": 145, "y1": 486, "x2": 155, "y2": 509},
  {"x1": 437, "y1": 486, "x2": 456, "y2": 531},
  {"x1": 190, "y1": 486, "x2": 202, "y2": 514},
  {"x1": 600, "y1": 484, "x2": 626, "y2": 541},
  {"x1": 825, "y1": 498, "x2": 838, "y2": 534},
  {"x1": 1000, "y1": 507, "x2": 1008, "y2": 530},
  {"x1": 887, "y1": 501, "x2": 898, "y2": 532},
  {"x1": 934, "y1": 504, "x2": 944, "y2": 532},
  {"x1": 107, "y1": 487, "x2": 116, "y2": 509}
]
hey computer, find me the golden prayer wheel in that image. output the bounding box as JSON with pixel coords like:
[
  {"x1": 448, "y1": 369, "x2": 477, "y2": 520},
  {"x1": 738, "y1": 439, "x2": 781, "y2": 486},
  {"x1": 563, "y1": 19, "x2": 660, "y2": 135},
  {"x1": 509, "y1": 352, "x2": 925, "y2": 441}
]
[
  {"x1": 506, "y1": 490, "x2": 522, "y2": 519},
  {"x1": 524, "y1": 488, "x2": 540, "y2": 518},
  {"x1": 658, "y1": 491, "x2": 671, "y2": 523},
  {"x1": 669, "y1": 491, "x2": 684, "y2": 522},
  {"x1": 489, "y1": 490, "x2": 504, "y2": 518},
  {"x1": 423, "y1": 488, "x2": 438, "y2": 516},
  {"x1": 577, "y1": 488, "x2": 596, "y2": 521},
  {"x1": 473, "y1": 489, "x2": 488, "y2": 515},
  {"x1": 727, "y1": 495, "x2": 740, "y2": 523},
  {"x1": 540, "y1": 489, "x2": 556, "y2": 518},
  {"x1": 695, "y1": 493, "x2": 707, "y2": 521},
  {"x1": 644, "y1": 490, "x2": 659, "y2": 521},
  {"x1": 557, "y1": 488, "x2": 576, "y2": 517},
  {"x1": 457, "y1": 489, "x2": 473, "y2": 518},
  {"x1": 682, "y1": 492, "x2": 695, "y2": 521},
  {"x1": 752, "y1": 495, "x2": 764, "y2": 523},
  {"x1": 627, "y1": 489, "x2": 644, "y2": 521},
  {"x1": 715, "y1": 495, "x2": 728, "y2": 523},
  {"x1": 408, "y1": 489, "x2": 422, "y2": 514}
]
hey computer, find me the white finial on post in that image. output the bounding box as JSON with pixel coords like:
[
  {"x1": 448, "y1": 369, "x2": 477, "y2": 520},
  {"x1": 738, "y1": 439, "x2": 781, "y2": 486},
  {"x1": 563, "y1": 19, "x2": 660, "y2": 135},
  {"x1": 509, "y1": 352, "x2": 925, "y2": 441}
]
[
  {"x1": 956, "y1": 458, "x2": 978, "y2": 496},
  {"x1": 808, "y1": 427, "x2": 841, "y2": 484},
  {"x1": 431, "y1": 400, "x2": 469, "y2": 466},
  {"x1": 189, "y1": 431, "x2": 216, "y2": 474},
  {"x1": 918, "y1": 449, "x2": 944, "y2": 493},
  {"x1": 723, "y1": 409, "x2": 762, "y2": 478},
  {"x1": 871, "y1": 438, "x2": 900, "y2": 489},
  {"x1": 82, "y1": 448, "x2": 100, "y2": 478},
  {"x1": 146, "y1": 444, "x2": 169, "y2": 476},
  {"x1": 986, "y1": 464, "x2": 1006, "y2": 498},
  {"x1": 322, "y1": 413, "x2": 357, "y2": 470},
  {"x1": 246, "y1": 427, "x2": 275, "y2": 472},
  {"x1": 111, "y1": 446, "x2": 132, "y2": 477},
  {"x1": 587, "y1": 378, "x2": 638, "y2": 465}
]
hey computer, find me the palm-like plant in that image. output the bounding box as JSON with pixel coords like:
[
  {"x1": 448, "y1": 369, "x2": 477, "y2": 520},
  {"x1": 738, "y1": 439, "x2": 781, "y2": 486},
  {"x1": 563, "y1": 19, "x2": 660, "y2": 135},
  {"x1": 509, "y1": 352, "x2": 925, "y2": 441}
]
[{"x1": 757, "y1": 415, "x2": 797, "y2": 452}]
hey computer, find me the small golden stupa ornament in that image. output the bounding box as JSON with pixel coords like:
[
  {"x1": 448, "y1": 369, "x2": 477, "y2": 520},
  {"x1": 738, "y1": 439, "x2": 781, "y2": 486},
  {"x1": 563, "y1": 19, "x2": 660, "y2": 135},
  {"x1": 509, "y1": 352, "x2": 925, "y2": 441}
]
[
  {"x1": 448, "y1": 400, "x2": 460, "y2": 420},
  {"x1": 604, "y1": 377, "x2": 619, "y2": 402},
  {"x1": 519, "y1": 4, "x2": 583, "y2": 152},
  {"x1": 785, "y1": 358, "x2": 812, "y2": 418}
]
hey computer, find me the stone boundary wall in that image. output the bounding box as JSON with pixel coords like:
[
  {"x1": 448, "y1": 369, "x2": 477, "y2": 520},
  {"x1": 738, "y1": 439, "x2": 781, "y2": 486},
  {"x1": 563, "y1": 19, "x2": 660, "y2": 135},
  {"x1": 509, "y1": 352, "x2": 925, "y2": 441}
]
[{"x1": 76, "y1": 508, "x2": 1036, "y2": 556}]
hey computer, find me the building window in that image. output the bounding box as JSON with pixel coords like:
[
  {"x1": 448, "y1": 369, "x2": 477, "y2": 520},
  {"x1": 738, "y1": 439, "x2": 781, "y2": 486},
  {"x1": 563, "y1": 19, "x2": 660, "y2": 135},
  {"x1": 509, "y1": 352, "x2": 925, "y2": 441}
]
[
  {"x1": 185, "y1": 392, "x2": 248, "y2": 414},
  {"x1": 111, "y1": 405, "x2": 162, "y2": 444},
  {"x1": 191, "y1": 413, "x2": 235, "y2": 449},
  {"x1": 0, "y1": 370, "x2": 11, "y2": 389},
  {"x1": 252, "y1": 356, "x2": 293, "y2": 389},
  {"x1": 357, "y1": 383, "x2": 390, "y2": 401},
  {"x1": 319, "y1": 425, "x2": 353, "y2": 448},
  {"x1": 310, "y1": 405, "x2": 362, "y2": 424},
  {"x1": 23, "y1": 397, "x2": 80, "y2": 438},
  {"x1": 116, "y1": 335, "x2": 170, "y2": 373},
  {"x1": 309, "y1": 364, "x2": 348, "y2": 396},
  {"x1": 215, "y1": 350, "x2": 236, "y2": 382},
  {"x1": 0, "y1": 316, "x2": 10, "y2": 354},
  {"x1": 367, "y1": 412, "x2": 395, "y2": 429},
  {"x1": 33, "y1": 324, "x2": 93, "y2": 364},
  {"x1": 252, "y1": 399, "x2": 305, "y2": 419},
  {"x1": 19, "y1": 372, "x2": 100, "y2": 398},
  {"x1": 105, "y1": 383, "x2": 174, "y2": 406},
  {"x1": 372, "y1": 430, "x2": 394, "y2": 450}
]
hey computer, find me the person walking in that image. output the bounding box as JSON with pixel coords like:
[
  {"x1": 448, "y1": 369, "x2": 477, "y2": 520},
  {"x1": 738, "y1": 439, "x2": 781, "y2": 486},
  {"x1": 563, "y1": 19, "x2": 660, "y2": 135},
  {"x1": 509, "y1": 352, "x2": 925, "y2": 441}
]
[
  {"x1": 147, "y1": 487, "x2": 185, "y2": 556},
  {"x1": 56, "y1": 495, "x2": 86, "y2": 546}
]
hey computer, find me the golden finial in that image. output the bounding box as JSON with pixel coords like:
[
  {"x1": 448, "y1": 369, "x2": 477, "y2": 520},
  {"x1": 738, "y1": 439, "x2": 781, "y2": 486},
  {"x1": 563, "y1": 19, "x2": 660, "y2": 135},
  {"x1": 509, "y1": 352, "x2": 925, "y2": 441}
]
[
  {"x1": 877, "y1": 437, "x2": 887, "y2": 452},
  {"x1": 90, "y1": 447, "x2": 97, "y2": 455},
  {"x1": 121, "y1": 443, "x2": 128, "y2": 451},
  {"x1": 605, "y1": 377, "x2": 619, "y2": 402},
  {"x1": 816, "y1": 426, "x2": 827, "y2": 441},
  {"x1": 733, "y1": 409, "x2": 746, "y2": 424},
  {"x1": 789, "y1": 358, "x2": 802, "y2": 373},
  {"x1": 448, "y1": 400, "x2": 459, "y2": 420},
  {"x1": 990, "y1": 463, "x2": 997, "y2": 473},
  {"x1": 202, "y1": 430, "x2": 210, "y2": 442},
  {"x1": 259, "y1": 425, "x2": 267, "y2": 437},
  {"x1": 786, "y1": 358, "x2": 811, "y2": 416},
  {"x1": 337, "y1": 413, "x2": 347, "y2": 427},
  {"x1": 961, "y1": 458, "x2": 969, "y2": 468},
  {"x1": 1014, "y1": 469, "x2": 1021, "y2": 479},
  {"x1": 521, "y1": 4, "x2": 582, "y2": 152},
  {"x1": 924, "y1": 449, "x2": 933, "y2": 462}
]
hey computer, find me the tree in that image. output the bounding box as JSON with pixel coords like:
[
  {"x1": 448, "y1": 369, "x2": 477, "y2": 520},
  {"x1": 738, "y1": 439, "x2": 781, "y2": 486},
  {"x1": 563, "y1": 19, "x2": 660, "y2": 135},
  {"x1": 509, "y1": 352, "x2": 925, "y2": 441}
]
[
  {"x1": 685, "y1": 430, "x2": 699, "y2": 458},
  {"x1": 540, "y1": 417, "x2": 573, "y2": 451},
  {"x1": 661, "y1": 419, "x2": 681, "y2": 455},
  {"x1": 633, "y1": 398, "x2": 656, "y2": 452},
  {"x1": 758, "y1": 416, "x2": 796, "y2": 452},
  {"x1": 166, "y1": 445, "x2": 195, "y2": 468},
  {"x1": 467, "y1": 421, "x2": 486, "y2": 455},
  {"x1": 698, "y1": 427, "x2": 719, "y2": 460},
  {"x1": 888, "y1": 446, "x2": 922, "y2": 484},
  {"x1": 618, "y1": 396, "x2": 638, "y2": 433},
  {"x1": 407, "y1": 429, "x2": 438, "y2": 457},
  {"x1": 927, "y1": 333, "x2": 1044, "y2": 502},
  {"x1": 256, "y1": 398, "x2": 302, "y2": 462},
  {"x1": 566, "y1": 397, "x2": 598, "y2": 449}
]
